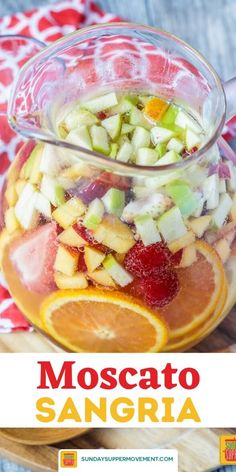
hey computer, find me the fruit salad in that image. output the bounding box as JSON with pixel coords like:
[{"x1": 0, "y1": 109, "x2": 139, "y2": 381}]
[{"x1": 1, "y1": 91, "x2": 236, "y2": 353}]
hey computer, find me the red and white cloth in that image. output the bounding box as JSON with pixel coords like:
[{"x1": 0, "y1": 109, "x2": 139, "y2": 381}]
[
  {"x1": 0, "y1": 0, "x2": 235, "y2": 333},
  {"x1": 0, "y1": 0, "x2": 119, "y2": 332}
]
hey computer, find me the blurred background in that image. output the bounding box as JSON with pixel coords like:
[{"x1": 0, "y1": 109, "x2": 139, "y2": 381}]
[{"x1": 0, "y1": 0, "x2": 236, "y2": 471}]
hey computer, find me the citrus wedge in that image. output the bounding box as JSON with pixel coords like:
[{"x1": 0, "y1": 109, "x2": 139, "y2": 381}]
[
  {"x1": 163, "y1": 276, "x2": 228, "y2": 352},
  {"x1": 159, "y1": 240, "x2": 227, "y2": 339},
  {"x1": 40, "y1": 289, "x2": 168, "y2": 353}
]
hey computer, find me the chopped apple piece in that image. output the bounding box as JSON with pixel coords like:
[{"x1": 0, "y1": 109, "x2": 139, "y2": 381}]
[
  {"x1": 151, "y1": 126, "x2": 175, "y2": 145},
  {"x1": 185, "y1": 128, "x2": 201, "y2": 151},
  {"x1": 101, "y1": 114, "x2": 122, "y2": 140},
  {"x1": 84, "y1": 246, "x2": 105, "y2": 272},
  {"x1": 102, "y1": 188, "x2": 125, "y2": 217},
  {"x1": 134, "y1": 215, "x2": 161, "y2": 246},
  {"x1": 88, "y1": 268, "x2": 116, "y2": 288},
  {"x1": 55, "y1": 271, "x2": 88, "y2": 289},
  {"x1": 5, "y1": 208, "x2": 20, "y2": 234},
  {"x1": 15, "y1": 180, "x2": 27, "y2": 197},
  {"x1": 168, "y1": 230, "x2": 195, "y2": 254},
  {"x1": 175, "y1": 110, "x2": 202, "y2": 133},
  {"x1": 188, "y1": 215, "x2": 211, "y2": 238},
  {"x1": 82, "y1": 92, "x2": 118, "y2": 113},
  {"x1": 54, "y1": 245, "x2": 79, "y2": 276},
  {"x1": 157, "y1": 206, "x2": 187, "y2": 242},
  {"x1": 179, "y1": 244, "x2": 197, "y2": 268},
  {"x1": 116, "y1": 141, "x2": 133, "y2": 163},
  {"x1": 24, "y1": 143, "x2": 43, "y2": 184},
  {"x1": 60, "y1": 163, "x2": 96, "y2": 180},
  {"x1": 136, "y1": 147, "x2": 158, "y2": 166},
  {"x1": 52, "y1": 197, "x2": 86, "y2": 229},
  {"x1": 214, "y1": 238, "x2": 231, "y2": 264},
  {"x1": 90, "y1": 125, "x2": 110, "y2": 155},
  {"x1": 64, "y1": 108, "x2": 98, "y2": 130},
  {"x1": 166, "y1": 137, "x2": 185, "y2": 154},
  {"x1": 122, "y1": 193, "x2": 171, "y2": 223},
  {"x1": 35, "y1": 192, "x2": 51, "y2": 218},
  {"x1": 83, "y1": 198, "x2": 104, "y2": 230},
  {"x1": 41, "y1": 175, "x2": 65, "y2": 207},
  {"x1": 5, "y1": 184, "x2": 18, "y2": 207},
  {"x1": 132, "y1": 126, "x2": 150, "y2": 150},
  {"x1": 211, "y1": 193, "x2": 233, "y2": 229},
  {"x1": 66, "y1": 125, "x2": 92, "y2": 150},
  {"x1": 14, "y1": 183, "x2": 39, "y2": 230},
  {"x1": 93, "y1": 214, "x2": 135, "y2": 254},
  {"x1": 230, "y1": 193, "x2": 236, "y2": 222},
  {"x1": 58, "y1": 226, "x2": 87, "y2": 247},
  {"x1": 103, "y1": 254, "x2": 133, "y2": 287},
  {"x1": 203, "y1": 174, "x2": 219, "y2": 210}
]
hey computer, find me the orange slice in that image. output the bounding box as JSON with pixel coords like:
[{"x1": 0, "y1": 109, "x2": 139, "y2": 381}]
[
  {"x1": 159, "y1": 240, "x2": 226, "y2": 339},
  {"x1": 41, "y1": 289, "x2": 168, "y2": 353},
  {"x1": 163, "y1": 277, "x2": 228, "y2": 352},
  {"x1": 144, "y1": 97, "x2": 169, "y2": 121}
]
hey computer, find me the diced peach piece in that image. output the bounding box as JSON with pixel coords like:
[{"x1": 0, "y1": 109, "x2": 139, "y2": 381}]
[
  {"x1": 61, "y1": 163, "x2": 96, "y2": 180},
  {"x1": 214, "y1": 238, "x2": 231, "y2": 264},
  {"x1": 188, "y1": 215, "x2": 211, "y2": 238},
  {"x1": 5, "y1": 208, "x2": 20, "y2": 234},
  {"x1": 88, "y1": 268, "x2": 116, "y2": 288},
  {"x1": 144, "y1": 97, "x2": 169, "y2": 121},
  {"x1": 54, "y1": 271, "x2": 88, "y2": 289},
  {"x1": 93, "y1": 215, "x2": 135, "y2": 254},
  {"x1": 5, "y1": 184, "x2": 18, "y2": 207},
  {"x1": 15, "y1": 180, "x2": 27, "y2": 197},
  {"x1": 179, "y1": 244, "x2": 197, "y2": 268},
  {"x1": 52, "y1": 197, "x2": 86, "y2": 229},
  {"x1": 168, "y1": 230, "x2": 195, "y2": 254},
  {"x1": 84, "y1": 246, "x2": 105, "y2": 273},
  {"x1": 54, "y1": 244, "x2": 79, "y2": 276},
  {"x1": 230, "y1": 193, "x2": 236, "y2": 222},
  {"x1": 58, "y1": 226, "x2": 87, "y2": 248}
]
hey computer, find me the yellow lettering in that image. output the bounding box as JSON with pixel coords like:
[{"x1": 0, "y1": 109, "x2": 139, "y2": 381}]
[
  {"x1": 85, "y1": 397, "x2": 107, "y2": 422},
  {"x1": 111, "y1": 397, "x2": 134, "y2": 423},
  {"x1": 36, "y1": 397, "x2": 55, "y2": 423},
  {"x1": 138, "y1": 398, "x2": 159, "y2": 422},
  {"x1": 177, "y1": 397, "x2": 201, "y2": 422},
  {"x1": 58, "y1": 397, "x2": 81, "y2": 423}
]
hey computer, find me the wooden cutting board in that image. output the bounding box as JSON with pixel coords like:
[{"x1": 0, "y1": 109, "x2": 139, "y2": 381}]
[{"x1": 1, "y1": 428, "x2": 236, "y2": 472}]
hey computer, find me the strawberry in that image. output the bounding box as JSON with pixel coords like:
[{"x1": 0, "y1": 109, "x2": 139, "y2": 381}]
[
  {"x1": 127, "y1": 268, "x2": 179, "y2": 308},
  {"x1": 171, "y1": 249, "x2": 183, "y2": 266},
  {"x1": 10, "y1": 222, "x2": 58, "y2": 294},
  {"x1": 77, "y1": 250, "x2": 87, "y2": 272},
  {"x1": 124, "y1": 241, "x2": 174, "y2": 278}
]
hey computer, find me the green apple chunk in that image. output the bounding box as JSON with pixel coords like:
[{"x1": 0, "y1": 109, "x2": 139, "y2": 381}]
[
  {"x1": 14, "y1": 183, "x2": 39, "y2": 230},
  {"x1": 116, "y1": 142, "x2": 133, "y2": 163},
  {"x1": 155, "y1": 150, "x2": 182, "y2": 166},
  {"x1": 167, "y1": 137, "x2": 185, "y2": 154},
  {"x1": 129, "y1": 106, "x2": 151, "y2": 128},
  {"x1": 134, "y1": 215, "x2": 161, "y2": 246},
  {"x1": 155, "y1": 142, "x2": 167, "y2": 158},
  {"x1": 211, "y1": 193, "x2": 233, "y2": 229},
  {"x1": 175, "y1": 110, "x2": 202, "y2": 133},
  {"x1": 35, "y1": 192, "x2": 52, "y2": 218},
  {"x1": 109, "y1": 143, "x2": 118, "y2": 159},
  {"x1": 24, "y1": 143, "x2": 43, "y2": 183},
  {"x1": 202, "y1": 174, "x2": 219, "y2": 210},
  {"x1": 122, "y1": 193, "x2": 171, "y2": 223},
  {"x1": 41, "y1": 175, "x2": 65, "y2": 207},
  {"x1": 64, "y1": 108, "x2": 98, "y2": 130},
  {"x1": 83, "y1": 198, "x2": 105, "y2": 230},
  {"x1": 136, "y1": 148, "x2": 158, "y2": 166},
  {"x1": 161, "y1": 105, "x2": 178, "y2": 126},
  {"x1": 157, "y1": 206, "x2": 187, "y2": 242},
  {"x1": 132, "y1": 126, "x2": 150, "y2": 150},
  {"x1": 90, "y1": 125, "x2": 110, "y2": 155},
  {"x1": 166, "y1": 180, "x2": 198, "y2": 216},
  {"x1": 102, "y1": 188, "x2": 125, "y2": 217},
  {"x1": 82, "y1": 92, "x2": 118, "y2": 113},
  {"x1": 66, "y1": 125, "x2": 92, "y2": 150},
  {"x1": 103, "y1": 254, "x2": 133, "y2": 287},
  {"x1": 185, "y1": 128, "x2": 201, "y2": 151},
  {"x1": 151, "y1": 126, "x2": 175, "y2": 145},
  {"x1": 101, "y1": 114, "x2": 122, "y2": 140},
  {"x1": 121, "y1": 123, "x2": 135, "y2": 135}
]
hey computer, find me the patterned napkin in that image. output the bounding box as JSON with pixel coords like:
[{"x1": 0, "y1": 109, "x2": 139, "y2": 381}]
[
  {"x1": 0, "y1": 0, "x2": 235, "y2": 333},
  {"x1": 0, "y1": 0, "x2": 119, "y2": 332}
]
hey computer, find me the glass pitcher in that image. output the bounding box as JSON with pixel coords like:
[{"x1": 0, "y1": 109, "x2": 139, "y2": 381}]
[{"x1": 2, "y1": 23, "x2": 236, "y2": 353}]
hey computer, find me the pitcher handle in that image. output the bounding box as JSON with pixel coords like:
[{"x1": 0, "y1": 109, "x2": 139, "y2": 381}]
[{"x1": 223, "y1": 77, "x2": 236, "y2": 122}]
